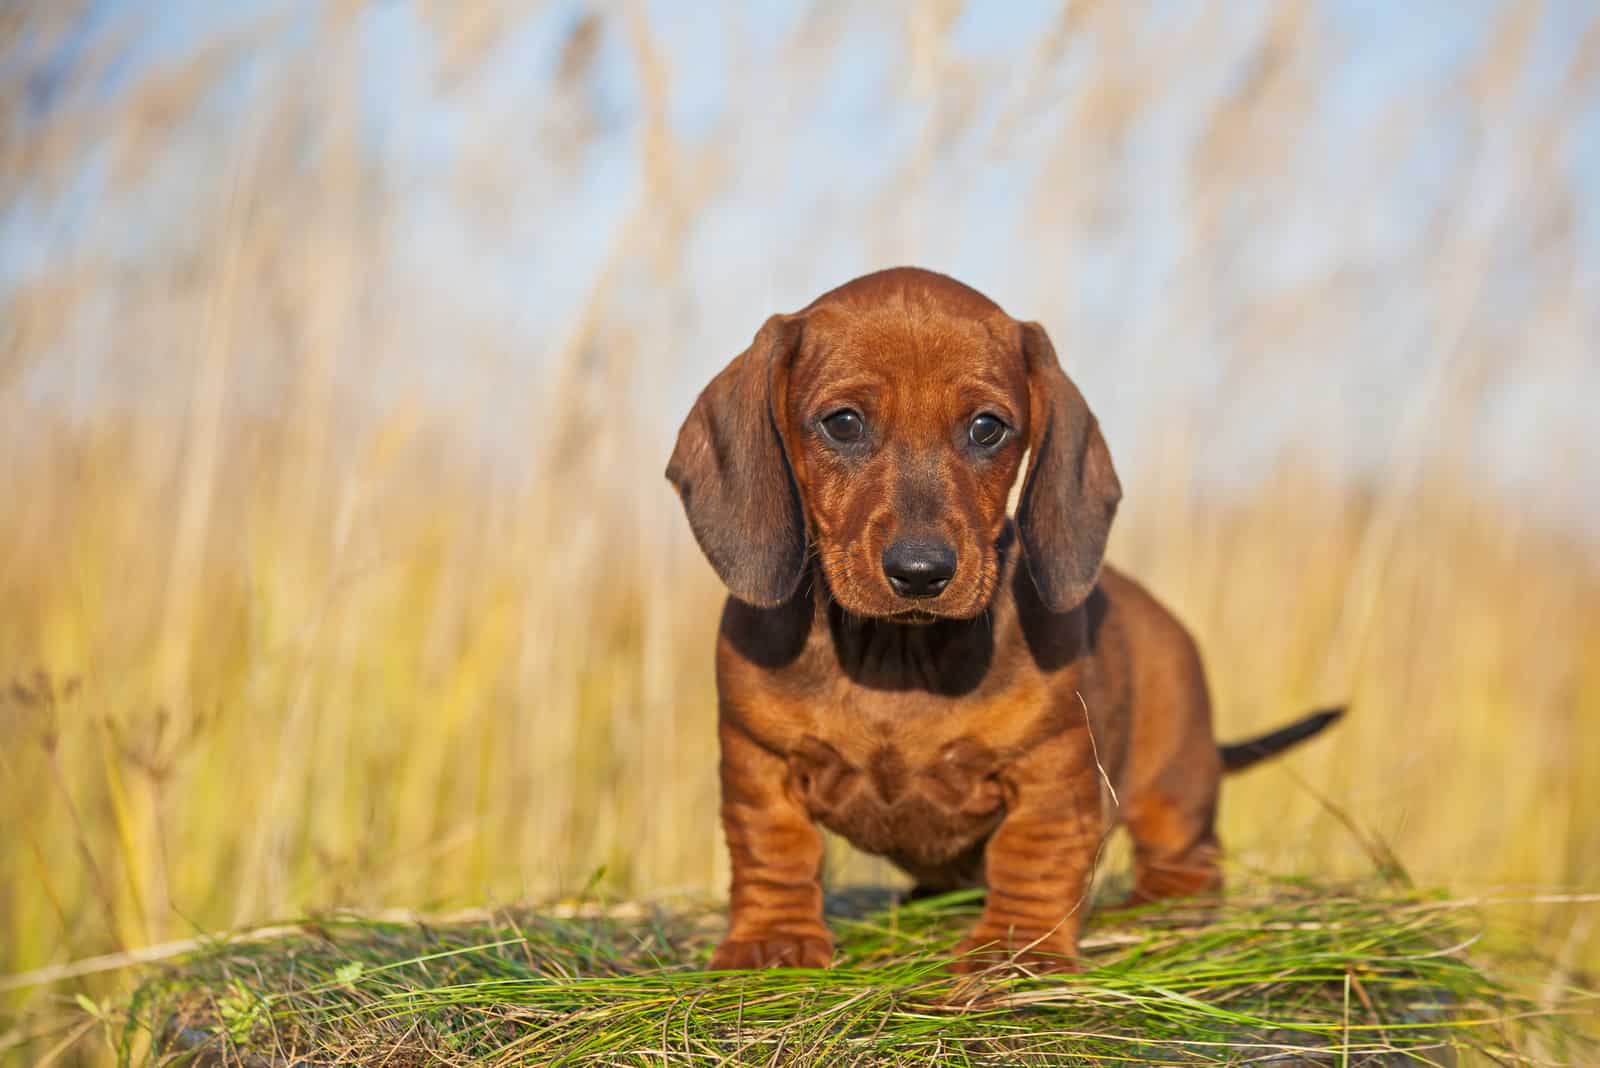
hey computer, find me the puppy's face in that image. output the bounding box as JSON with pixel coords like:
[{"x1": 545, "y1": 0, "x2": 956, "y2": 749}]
[
  {"x1": 782, "y1": 302, "x2": 1027, "y2": 620},
  {"x1": 668, "y1": 268, "x2": 1120, "y2": 620}
]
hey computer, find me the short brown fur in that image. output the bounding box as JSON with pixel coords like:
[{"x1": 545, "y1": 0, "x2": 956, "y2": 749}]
[{"x1": 667, "y1": 267, "x2": 1341, "y2": 971}]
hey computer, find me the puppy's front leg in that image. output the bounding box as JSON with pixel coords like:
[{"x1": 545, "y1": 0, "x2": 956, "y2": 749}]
[
  {"x1": 953, "y1": 731, "x2": 1103, "y2": 973},
  {"x1": 709, "y1": 716, "x2": 833, "y2": 970}
]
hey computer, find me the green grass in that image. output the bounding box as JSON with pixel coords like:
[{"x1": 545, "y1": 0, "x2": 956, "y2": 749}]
[{"x1": 97, "y1": 880, "x2": 1594, "y2": 1066}]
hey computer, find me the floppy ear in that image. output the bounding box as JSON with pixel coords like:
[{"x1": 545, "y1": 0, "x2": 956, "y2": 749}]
[
  {"x1": 665, "y1": 315, "x2": 807, "y2": 607},
  {"x1": 1014, "y1": 321, "x2": 1122, "y2": 613}
]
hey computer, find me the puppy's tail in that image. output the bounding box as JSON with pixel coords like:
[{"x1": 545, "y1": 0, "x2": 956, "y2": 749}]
[{"x1": 1219, "y1": 706, "x2": 1345, "y2": 773}]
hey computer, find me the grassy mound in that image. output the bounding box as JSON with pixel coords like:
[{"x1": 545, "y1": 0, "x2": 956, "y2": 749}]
[{"x1": 123, "y1": 881, "x2": 1593, "y2": 1066}]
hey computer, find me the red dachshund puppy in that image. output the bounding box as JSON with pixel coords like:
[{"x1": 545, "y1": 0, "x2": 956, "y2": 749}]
[{"x1": 667, "y1": 267, "x2": 1341, "y2": 971}]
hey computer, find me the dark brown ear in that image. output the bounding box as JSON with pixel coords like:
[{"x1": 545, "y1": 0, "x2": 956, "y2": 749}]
[
  {"x1": 1014, "y1": 321, "x2": 1122, "y2": 613},
  {"x1": 665, "y1": 314, "x2": 807, "y2": 607}
]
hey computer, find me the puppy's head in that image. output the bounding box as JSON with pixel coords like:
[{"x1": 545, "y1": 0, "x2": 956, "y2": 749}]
[{"x1": 667, "y1": 267, "x2": 1120, "y2": 619}]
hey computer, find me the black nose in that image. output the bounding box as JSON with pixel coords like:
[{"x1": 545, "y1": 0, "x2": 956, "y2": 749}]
[{"x1": 882, "y1": 539, "x2": 957, "y2": 599}]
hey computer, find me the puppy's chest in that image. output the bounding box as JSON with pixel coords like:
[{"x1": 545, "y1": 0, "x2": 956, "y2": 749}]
[{"x1": 784, "y1": 697, "x2": 1016, "y2": 867}]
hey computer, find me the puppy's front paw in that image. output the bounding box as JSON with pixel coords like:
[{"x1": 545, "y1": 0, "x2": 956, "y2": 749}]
[
  {"x1": 709, "y1": 933, "x2": 834, "y2": 970},
  {"x1": 951, "y1": 927, "x2": 1079, "y2": 976}
]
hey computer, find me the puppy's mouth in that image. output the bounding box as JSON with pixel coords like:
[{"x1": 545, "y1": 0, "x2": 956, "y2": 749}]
[
  {"x1": 889, "y1": 607, "x2": 944, "y2": 624},
  {"x1": 882, "y1": 578, "x2": 998, "y2": 621}
]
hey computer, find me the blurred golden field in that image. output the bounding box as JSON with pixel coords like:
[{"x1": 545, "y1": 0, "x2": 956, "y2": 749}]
[{"x1": 3, "y1": 0, "x2": 1598, "y2": 1050}]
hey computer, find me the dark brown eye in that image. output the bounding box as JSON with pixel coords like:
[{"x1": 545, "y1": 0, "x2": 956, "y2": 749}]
[
  {"x1": 969, "y1": 413, "x2": 1006, "y2": 448},
  {"x1": 821, "y1": 409, "x2": 865, "y2": 444}
]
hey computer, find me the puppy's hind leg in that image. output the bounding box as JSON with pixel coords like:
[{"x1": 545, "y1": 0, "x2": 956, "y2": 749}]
[
  {"x1": 1102, "y1": 573, "x2": 1226, "y2": 907},
  {"x1": 1120, "y1": 785, "x2": 1223, "y2": 906}
]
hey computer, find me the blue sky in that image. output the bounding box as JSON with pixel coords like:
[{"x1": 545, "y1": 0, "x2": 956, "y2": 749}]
[{"x1": 4, "y1": 1, "x2": 1597, "y2": 531}]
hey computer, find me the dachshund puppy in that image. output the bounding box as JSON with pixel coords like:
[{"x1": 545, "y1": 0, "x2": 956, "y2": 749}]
[{"x1": 667, "y1": 267, "x2": 1341, "y2": 972}]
